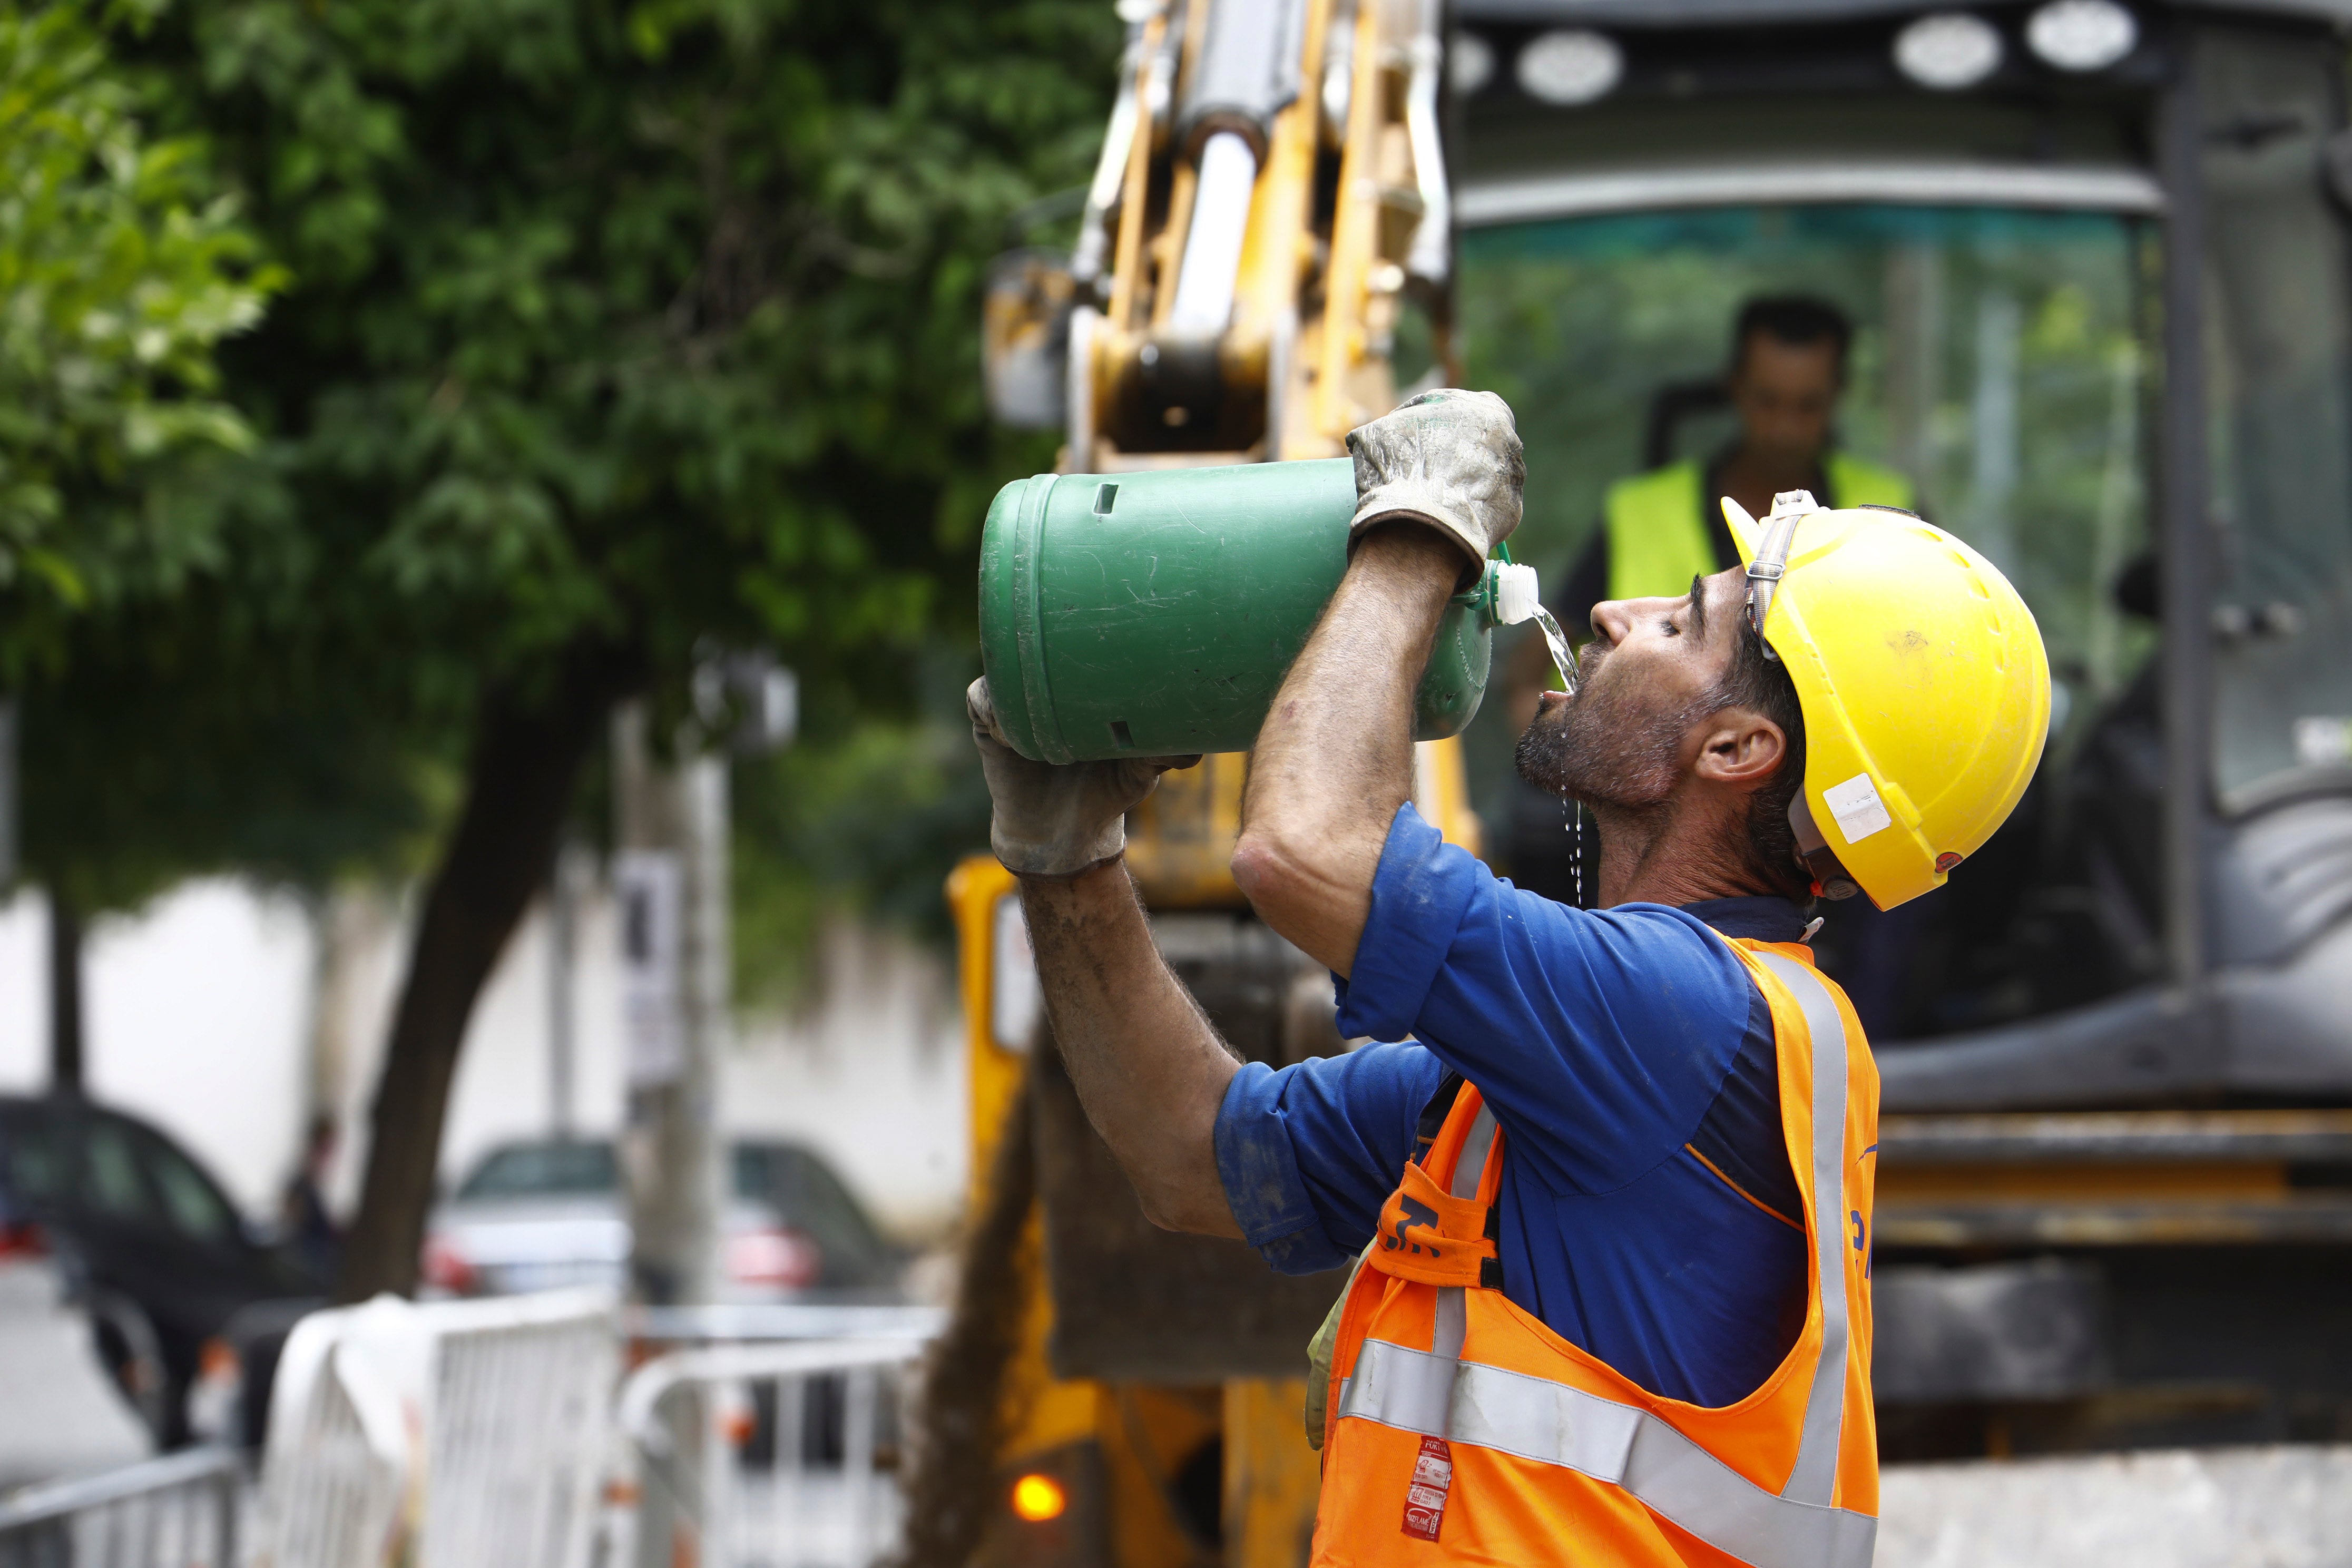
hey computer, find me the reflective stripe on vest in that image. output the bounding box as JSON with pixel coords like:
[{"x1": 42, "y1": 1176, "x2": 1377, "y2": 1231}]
[
  {"x1": 1329, "y1": 952, "x2": 1872, "y2": 1568},
  {"x1": 1603, "y1": 454, "x2": 1915, "y2": 604},
  {"x1": 1335, "y1": 1345, "x2": 1876, "y2": 1568},
  {"x1": 1754, "y1": 948, "x2": 1852, "y2": 1506}
]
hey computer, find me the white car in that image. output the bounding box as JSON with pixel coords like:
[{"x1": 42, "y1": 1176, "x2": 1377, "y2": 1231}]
[
  {"x1": 422, "y1": 1138, "x2": 903, "y2": 1300},
  {"x1": 0, "y1": 1251, "x2": 151, "y2": 1488}
]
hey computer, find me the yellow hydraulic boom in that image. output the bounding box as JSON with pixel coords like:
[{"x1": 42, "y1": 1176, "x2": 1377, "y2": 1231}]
[{"x1": 950, "y1": 4, "x2": 1471, "y2": 1564}]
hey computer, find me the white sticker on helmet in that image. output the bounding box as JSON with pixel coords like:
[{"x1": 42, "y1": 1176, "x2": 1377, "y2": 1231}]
[{"x1": 1822, "y1": 773, "x2": 1895, "y2": 845}]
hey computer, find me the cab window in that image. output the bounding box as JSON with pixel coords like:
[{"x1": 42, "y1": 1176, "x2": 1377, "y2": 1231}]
[{"x1": 1457, "y1": 201, "x2": 2158, "y2": 1037}]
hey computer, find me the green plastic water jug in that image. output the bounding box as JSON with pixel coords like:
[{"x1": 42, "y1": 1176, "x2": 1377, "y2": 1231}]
[{"x1": 979, "y1": 458, "x2": 1512, "y2": 765}]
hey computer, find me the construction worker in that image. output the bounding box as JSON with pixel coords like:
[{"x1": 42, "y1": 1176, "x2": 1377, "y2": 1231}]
[
  {"x1": 1556, "y1": 295, "x2": 1914, "y2": 633},
  {"x1": 968, "y1": 389, "x2": 2047, "y2": 1564},
  {"x1": 1510, "y1": 296, "x2": 1912, "y2": 912}
]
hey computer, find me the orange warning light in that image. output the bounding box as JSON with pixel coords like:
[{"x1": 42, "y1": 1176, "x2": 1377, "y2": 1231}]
[{"x1": 1011, "y1": 1472, "x2": 1067, "y2": 1523}]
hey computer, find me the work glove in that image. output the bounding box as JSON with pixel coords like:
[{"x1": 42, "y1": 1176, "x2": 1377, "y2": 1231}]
[
  {"x1": 1346, "y1": 388, "x2": 1526, "y2": 587},
  {"x1": 967, "y1": 679, "x2": 1200, "y2": 878}
]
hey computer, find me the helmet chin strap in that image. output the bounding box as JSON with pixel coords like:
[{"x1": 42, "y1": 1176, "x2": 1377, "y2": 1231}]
[
  {"x1": 1788, "y1": 794, "x2": 1863, "y2": 902},
  {"x1": 1750, "y1": 491, "x2": 1859, "y2": 902},
  {"x1": 1743, "y1": 489, "x2": 1819, "y2": 661}
]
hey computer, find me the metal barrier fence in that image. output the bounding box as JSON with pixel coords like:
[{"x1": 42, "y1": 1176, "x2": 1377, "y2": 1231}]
[
  {"x1": 629, "y1": 1304, "x2": 945, "y2": 1347},
  {"x1": 618, "y1": 1313, "x2": 938, "y2": 1568},
  {"x1": 257, "y1": 1288, "x2": 616, "y2": 1568},
  {"x1": 0, "y1": 1295, "x2": 941, "y2": 1568},
  {"x1": 0, "y1": 1446, "x2": 243, "y2": 1568}
]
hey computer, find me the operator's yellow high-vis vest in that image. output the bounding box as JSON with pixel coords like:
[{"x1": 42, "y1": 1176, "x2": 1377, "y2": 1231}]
[
  {"x1": 1604, "y1": 455, "x2": 1914, "y2": 603},
  {"x1": 1311, "y1": 939, "x2": 1880, "y2": 1568}
]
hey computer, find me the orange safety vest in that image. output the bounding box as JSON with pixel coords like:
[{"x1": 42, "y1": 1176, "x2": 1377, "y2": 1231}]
[{"x1": 1312, "y1": 939, "x2": 1880, "y2": 1568}]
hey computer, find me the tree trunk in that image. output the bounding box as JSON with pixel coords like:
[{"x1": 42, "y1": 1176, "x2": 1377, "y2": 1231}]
[
  {"x1": 48, "y1": 890, "x2": 82, "y2": 1094},
  {"x1": 334, "y1": 644, "x2": 637, "y2": 1303}
]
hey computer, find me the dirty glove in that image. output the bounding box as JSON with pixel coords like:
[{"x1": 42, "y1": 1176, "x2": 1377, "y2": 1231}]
[
  {"x1": 1346, "y1": 388, "x2": 1525, "y2": 586},
  {"x1": 967, "y1": 679, "x2": 1199, "y2": 878}
]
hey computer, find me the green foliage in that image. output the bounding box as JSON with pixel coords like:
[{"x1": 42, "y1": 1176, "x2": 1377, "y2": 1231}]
[
  {"x1": 18, "y1": 0, "x2": 1111, "y2": 926},
  {"x1": 740, "y1": 641, "x2": 1001, "y2": 1003},
  {"x1": 19, "y1": 605, "x2": 456, "y2": 911},
  {"x1": 137, "y1": 0, "x2": 1111, "y2": 704},
  {"x1": 0, "y1": 0, "x2": 278, "y2": 667},
  {"x1": 731, "y1": 686, "x2": 992, "y2": 1012}
]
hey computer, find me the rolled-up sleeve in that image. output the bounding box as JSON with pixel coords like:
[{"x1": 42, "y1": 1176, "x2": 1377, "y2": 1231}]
[{"x1": 1213, "y1": 1043, "x2": 1447, "y2": 1276}]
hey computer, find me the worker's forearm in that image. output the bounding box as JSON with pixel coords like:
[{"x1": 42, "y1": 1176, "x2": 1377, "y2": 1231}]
[
  {"x1": 1017, "y1": 862, "x2": 1243, "y2": 1238},
  {"x1": 1234, "y1": 524, "x2": 1461, "y2": 974}
]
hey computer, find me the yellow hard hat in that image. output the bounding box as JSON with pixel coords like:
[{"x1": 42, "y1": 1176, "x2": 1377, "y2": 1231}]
[{"x1": 1722, "y1": 491, "x2": 2051, "y2": 910}]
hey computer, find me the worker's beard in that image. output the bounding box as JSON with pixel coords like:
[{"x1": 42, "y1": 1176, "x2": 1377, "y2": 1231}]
[{"x1": 1514, "y1": 645, "x2": 1693, "y2": 811}]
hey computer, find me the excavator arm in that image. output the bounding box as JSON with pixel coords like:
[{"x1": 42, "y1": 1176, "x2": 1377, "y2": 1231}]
[{"x1": 947, "y1": 8, "x2": 1476, "y2": 1566}]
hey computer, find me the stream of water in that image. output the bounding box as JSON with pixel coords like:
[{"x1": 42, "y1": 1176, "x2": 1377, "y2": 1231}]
[
  {"x1": 1530, "y1": 605, "x2": 1579, "y2": 698},
  {"x1": 1525, "y1": 600, "x2": 1585, "y2": 905}
]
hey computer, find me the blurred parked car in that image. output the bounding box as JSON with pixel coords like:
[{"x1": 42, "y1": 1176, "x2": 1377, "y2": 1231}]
[
  {"x1": 0, "y1": 1095, "x2": 318, "y2": 1448},
  {"x1": 0, "y1": 1246, "x2": 155, "y2": 1486},
  {"x1": 422, "y1": 1137, "x2": 904, "y2": 1300}
]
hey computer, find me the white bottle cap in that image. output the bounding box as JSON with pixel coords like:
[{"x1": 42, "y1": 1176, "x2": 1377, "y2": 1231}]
[{"x1": 1493, "y1": 561, "x2": 1541, "y2": 626}]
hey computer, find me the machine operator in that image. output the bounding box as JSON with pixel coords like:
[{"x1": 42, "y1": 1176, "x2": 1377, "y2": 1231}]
[
  {"x1": 967, "y1": 390, "x2": 2046, "y2": 1565},
  {"x1": 1561, "y1": 294, "x2": 1914, "y2": 630}
]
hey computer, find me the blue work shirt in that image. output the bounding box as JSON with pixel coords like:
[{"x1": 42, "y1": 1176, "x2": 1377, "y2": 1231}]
[{"x1": 1213, "y1": 804, "x2": 1810, "y2": 1408}]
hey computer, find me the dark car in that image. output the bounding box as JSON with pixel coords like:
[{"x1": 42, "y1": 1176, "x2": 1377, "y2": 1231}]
[{"x1": 0, "y1": 1095, "x2": 317, "y2": 1446}]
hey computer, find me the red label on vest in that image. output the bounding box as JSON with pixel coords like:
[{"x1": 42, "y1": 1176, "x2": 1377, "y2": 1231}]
[{"x1": 1401, "y1": 1436, "x2": 1453, "y2": 1542}]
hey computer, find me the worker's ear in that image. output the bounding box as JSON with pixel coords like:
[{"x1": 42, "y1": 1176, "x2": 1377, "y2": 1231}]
[{"x1": 1690, "y1": 709, "x2": 1786, "y2": 788}]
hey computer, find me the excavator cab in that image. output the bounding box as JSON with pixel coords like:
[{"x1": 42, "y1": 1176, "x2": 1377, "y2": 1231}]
[
  {"x1": 1447, "y1": 0, "x2": 2352, "y2": 1456},
  {"x1": 1450, "y1": 0, "x2": 2352, "y2": 1107},
  {"x1": 1474, "y1": 184, "x2": 2161, "y2": 1034}
]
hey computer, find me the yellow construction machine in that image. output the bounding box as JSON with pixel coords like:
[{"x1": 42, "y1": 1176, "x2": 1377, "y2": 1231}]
[
  {"x1": 943, "y1": 0, "x2": 2352, "y2": 1540},
  {"x1": 941, "y1": 3, "x2": 1472, "y2": 1564}
]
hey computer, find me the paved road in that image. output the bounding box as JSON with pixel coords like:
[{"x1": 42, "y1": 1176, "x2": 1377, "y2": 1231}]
[
  {"x1": 0, "y1": 1259, "x2": 150, "y2": 1489},
  {"x1": 1881, "y1": 1444, "x2": 2352, "y2": 1567}
]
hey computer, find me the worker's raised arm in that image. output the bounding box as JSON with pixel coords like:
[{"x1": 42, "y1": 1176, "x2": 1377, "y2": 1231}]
[
  {"x1": 1233, "y1": 391, "x2": 1525, "y2": 976},
  {"x1": 966, "y1": 684, "x2": 1242, "y2": 1238}
]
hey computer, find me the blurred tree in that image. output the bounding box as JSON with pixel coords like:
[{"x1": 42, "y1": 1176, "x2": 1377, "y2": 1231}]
[
  {"x1": 730, "y1": 655, "x2": 995, "y2": 1014},
  {"x1": 119, "y1": 0, "x2": 1114, "y2": 1298},
  {"x1": 0, "y1": 0, "x2": 281, "y2": 1086},
  {"x1": 17, "y1": 618, "x2": 454, "y2": 1099},
  {"x1": 0, "y1": 1, "x2": 277, "y2": 659},
  {"x1": 17, "y1": 586, "x2": 453, "y2": 1002}
]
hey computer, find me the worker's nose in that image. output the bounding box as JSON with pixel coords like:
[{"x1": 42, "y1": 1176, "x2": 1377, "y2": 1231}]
[{"x1": 1587, "y1": 599, "x2": 1635, "y2": 648}]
